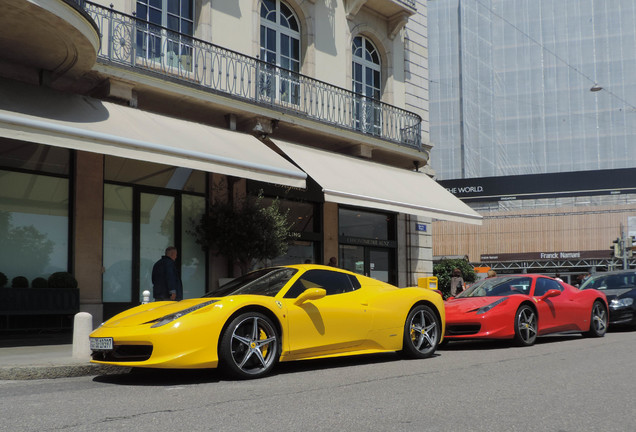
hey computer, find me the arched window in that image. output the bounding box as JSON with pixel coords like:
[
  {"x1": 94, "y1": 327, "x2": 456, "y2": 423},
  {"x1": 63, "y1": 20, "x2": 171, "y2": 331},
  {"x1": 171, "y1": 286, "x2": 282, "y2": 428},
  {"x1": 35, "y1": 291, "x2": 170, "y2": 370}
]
[
  {"x1": 352, "y1": 36, "x2": 381, "y2": 135},
  {"x1": 259, "y1": 0, "x2": 301, "y2": 105}
]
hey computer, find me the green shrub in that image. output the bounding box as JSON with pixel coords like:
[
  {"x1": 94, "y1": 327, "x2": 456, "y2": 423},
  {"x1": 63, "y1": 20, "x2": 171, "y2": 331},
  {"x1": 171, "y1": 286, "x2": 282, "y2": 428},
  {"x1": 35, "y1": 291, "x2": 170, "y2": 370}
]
[
  {"x1": 0, "y1": 272, "x2": 7, "y2": 288},
  {"x1": 48, "y1": 272, "x2": 78, "y2": 289},
  {"x1": 433, "y1": 258, "x2": 476, "y2": 299},
  {"x1": 32, "y1": 277, "x2": 49, "y2": 288},
  {"x1": 11, "y1": 276, "x2": 29, "y2": 288}
]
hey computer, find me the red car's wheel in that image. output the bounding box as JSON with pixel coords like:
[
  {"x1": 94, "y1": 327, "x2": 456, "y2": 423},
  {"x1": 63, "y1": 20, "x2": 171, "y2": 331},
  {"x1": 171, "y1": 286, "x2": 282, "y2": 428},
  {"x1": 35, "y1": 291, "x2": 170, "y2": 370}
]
[
  {"x1": 401, "y1": 305, "x2": 440, "y2": 359},
  {"x1": 219, "y1": 312, "x2": 279, "y2": 379},
  {"x1": 514, "y1": 304, "x2": 537, "y2": 346},
  {"x1": 584, "y1": 300, "x2": 608, "y2": 338}
]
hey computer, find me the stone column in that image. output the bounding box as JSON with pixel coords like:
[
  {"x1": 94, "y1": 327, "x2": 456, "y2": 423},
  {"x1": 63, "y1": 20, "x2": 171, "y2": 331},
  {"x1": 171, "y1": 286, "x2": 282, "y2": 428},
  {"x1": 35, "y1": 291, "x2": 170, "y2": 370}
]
[{"x1": 73, "y1": 151, "x2": 104, "y2": 327}]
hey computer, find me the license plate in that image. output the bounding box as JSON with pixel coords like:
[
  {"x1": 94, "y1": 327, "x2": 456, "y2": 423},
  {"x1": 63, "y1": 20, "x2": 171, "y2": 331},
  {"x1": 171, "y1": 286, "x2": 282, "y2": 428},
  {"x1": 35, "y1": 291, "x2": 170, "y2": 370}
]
[{"x1": 90, "y1": 337, "x2": 113, "y2": 351}]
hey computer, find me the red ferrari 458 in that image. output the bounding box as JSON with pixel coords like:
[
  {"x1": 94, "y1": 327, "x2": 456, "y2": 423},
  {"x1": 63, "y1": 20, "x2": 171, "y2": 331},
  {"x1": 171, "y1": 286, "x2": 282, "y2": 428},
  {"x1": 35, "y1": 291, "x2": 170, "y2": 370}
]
[{"x1": 444, "y1": 274, "x2": 608, "y2": 346}]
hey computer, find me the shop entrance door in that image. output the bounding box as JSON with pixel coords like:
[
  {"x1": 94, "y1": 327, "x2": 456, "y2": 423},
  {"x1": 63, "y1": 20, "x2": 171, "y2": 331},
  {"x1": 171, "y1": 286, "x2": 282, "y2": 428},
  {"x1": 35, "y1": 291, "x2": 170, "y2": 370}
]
[
  {"x1": 138, "y1": 192, "x2": 178, "y2": 303},
  {"x1": 103, "y1": 188, "x2": 180, "y2": 319},
  {"x1": 340, "y1": 245, "x2": 394, "y2": 284}
]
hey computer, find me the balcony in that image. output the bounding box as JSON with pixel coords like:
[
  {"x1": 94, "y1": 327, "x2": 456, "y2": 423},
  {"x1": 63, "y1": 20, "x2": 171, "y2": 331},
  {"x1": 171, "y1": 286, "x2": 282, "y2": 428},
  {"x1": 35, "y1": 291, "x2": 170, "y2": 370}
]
[
  {"x1": 0, "y1": 0, "x2": 100, "y2": 86},
  {"x1": 84, "y1": 2, "x2": 423, "y2": 157},
  {"x1": 344, "y1": 0, "x2": 416, "y2": 38}
]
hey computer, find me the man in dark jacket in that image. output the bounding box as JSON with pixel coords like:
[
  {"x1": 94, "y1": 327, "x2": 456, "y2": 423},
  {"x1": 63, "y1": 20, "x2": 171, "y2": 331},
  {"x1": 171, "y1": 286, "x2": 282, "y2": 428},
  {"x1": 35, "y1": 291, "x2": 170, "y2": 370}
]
[{"x1": 151, "y1": 246, "x2": 182, "y2": 301}]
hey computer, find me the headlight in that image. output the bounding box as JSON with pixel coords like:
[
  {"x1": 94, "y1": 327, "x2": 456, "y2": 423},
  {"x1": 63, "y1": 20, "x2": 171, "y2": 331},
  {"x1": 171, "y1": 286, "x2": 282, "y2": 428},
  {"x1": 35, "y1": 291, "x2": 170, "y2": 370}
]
[
  {"x1": 476, "y1": 297, "x2": 508, "y2": 315},
  {"x1": 610, "y1": 298, "x2": 634, "y2": 308},
  {"x1": 148, "y1": 300, "x2": 218, "y2": 328}
]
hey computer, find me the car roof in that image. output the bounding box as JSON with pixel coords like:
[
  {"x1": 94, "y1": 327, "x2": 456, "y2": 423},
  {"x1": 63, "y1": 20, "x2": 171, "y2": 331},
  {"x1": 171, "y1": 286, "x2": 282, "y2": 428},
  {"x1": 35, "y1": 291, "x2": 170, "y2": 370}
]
[{"x1": 590, "y1": 270, "x2": 636, "y2": 276}]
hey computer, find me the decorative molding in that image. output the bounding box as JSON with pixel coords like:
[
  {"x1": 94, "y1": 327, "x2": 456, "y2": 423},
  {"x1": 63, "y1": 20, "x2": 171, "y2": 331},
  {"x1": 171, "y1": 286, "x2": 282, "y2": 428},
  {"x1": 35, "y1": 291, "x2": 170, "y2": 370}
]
[
  {"x1": 388, "y1": 11, "x2": 410, "y2": 39},
  {"x1": 345, "y1": 0, "x2": 367, "y2": 20}
]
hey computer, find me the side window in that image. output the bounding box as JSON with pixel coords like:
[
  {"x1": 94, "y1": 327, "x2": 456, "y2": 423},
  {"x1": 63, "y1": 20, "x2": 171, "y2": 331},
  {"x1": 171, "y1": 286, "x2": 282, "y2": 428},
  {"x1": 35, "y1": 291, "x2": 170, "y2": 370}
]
[
  {"x1": 533, "y1": 278, "x2": 562, "y2": 297},
  {"x1": 283, "y1": 270, "x2": 357, "y2": 298}
]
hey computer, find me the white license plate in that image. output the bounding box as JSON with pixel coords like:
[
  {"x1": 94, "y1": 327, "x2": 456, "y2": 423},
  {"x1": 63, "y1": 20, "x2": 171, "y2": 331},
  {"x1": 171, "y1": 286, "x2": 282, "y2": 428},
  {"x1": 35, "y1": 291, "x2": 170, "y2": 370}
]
[{"x1": 90, "y1": 337, "x2": 113, "y2": 351}]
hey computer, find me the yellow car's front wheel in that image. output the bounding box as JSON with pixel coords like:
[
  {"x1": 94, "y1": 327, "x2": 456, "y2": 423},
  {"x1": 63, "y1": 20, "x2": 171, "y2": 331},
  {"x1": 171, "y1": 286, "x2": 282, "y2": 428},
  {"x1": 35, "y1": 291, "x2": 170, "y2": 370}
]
[
  {"x1": 401, "y1": 305, "x2": 440, "y2": 359},
  {"x1": 219, "y1": 312, "x2": 280, "y2": 379}
]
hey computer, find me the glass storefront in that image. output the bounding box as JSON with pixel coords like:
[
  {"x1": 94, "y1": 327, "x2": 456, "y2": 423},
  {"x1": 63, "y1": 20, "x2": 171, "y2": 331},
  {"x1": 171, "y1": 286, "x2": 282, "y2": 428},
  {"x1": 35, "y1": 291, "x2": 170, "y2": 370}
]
[
  {"x1": 260, "y1": 197, "x2": 320, "y2": 267},
  {"x1": 102, "y1": 156, "x2": 206, "y2": 309},
  {"x1": 0, "y1": 141, "x2": 70, "y2": 284},
  {"x1": 339, "y1": 208, "x2": 396, "y2": 284},
  {"x1": 102, "y1": 184, "x2": 133, "y2": 302}
]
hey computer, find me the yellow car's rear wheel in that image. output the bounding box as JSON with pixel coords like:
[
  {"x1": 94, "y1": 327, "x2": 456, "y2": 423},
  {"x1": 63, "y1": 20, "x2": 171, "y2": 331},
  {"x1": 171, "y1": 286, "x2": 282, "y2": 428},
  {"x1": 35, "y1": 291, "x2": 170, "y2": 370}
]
[
  {"x1": 401, "y1": 305, "x2": 440, "y2": 359},
  {"x1": 219, "y1": 312, "x2": 279, "y2": 379}
]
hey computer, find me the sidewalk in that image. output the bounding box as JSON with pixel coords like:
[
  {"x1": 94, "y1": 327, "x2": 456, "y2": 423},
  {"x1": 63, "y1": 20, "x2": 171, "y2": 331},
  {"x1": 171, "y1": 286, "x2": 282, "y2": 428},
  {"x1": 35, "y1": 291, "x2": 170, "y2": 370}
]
[{"x1": 0, "y1": 344, "x2": 129, "y2": 380}]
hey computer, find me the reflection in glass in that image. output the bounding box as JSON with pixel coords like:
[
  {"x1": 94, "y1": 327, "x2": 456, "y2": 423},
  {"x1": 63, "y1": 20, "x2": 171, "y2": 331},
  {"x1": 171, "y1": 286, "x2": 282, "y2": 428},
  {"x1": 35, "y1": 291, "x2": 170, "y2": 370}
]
[
  {"x1": 103, "y1": 184, "x2": 133, "y2": 302},
  {"x1": 140, "y1": 193, "x2": 175, "y2": 302},
  {"x1": 268, "y1": 240, "x2": 315, "y2": 266},
  {"x1": 369, "y1": 249, "x2": 389, "y2": 282},
  {"x1": 105, "y1": 156, "x2": 205, "y2": 193},
  {"x1": 182, "y1": 194, "x2": 205, "y2": 298},
  {"x1": 0, "y1": 170, "x2": 68, "y2": 282},
  {"x1": 339, "y1": 208, "x2": 393, "y2": 240},
  {"x1": 0, "y1": 140, "x2": 70, "y2": 174},
  {"x1": 340, "y1": 244, "x2": 365, "y2": 276}
]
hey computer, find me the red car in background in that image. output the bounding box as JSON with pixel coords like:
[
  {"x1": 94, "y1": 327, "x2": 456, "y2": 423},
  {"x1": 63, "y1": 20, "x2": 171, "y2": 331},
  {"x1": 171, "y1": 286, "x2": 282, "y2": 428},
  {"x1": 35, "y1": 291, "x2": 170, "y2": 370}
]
[{"x1": 444, "y1": 275, "x2": 608, "y2": 346}]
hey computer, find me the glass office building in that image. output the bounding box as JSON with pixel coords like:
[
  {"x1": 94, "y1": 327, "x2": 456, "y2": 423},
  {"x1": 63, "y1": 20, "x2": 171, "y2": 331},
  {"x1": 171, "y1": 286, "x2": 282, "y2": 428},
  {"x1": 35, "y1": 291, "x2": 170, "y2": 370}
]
[
  {"x1": 427, "y1": 0, "x2": 636, "y2": 275},
  {"x1": 429, "y1": 0, "x2": 636, "y2": 181}
]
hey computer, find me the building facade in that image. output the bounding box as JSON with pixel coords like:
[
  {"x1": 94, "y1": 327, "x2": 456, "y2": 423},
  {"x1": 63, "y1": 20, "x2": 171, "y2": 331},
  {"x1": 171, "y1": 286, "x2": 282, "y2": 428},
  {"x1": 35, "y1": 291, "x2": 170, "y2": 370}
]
[
  {"x1": 0, "y1": 0, "x2": 480, "y2": 328},
  {"x1": 428, "y1": 0, "x2": 636, "y2": 282}
]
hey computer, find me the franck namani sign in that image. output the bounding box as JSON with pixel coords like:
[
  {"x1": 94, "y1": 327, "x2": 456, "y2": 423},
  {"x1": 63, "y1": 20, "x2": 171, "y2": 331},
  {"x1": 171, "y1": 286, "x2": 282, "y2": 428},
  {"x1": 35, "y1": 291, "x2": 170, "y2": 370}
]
[{"x1": 480, "y1": 250, "x2": 612, "y2": 262}]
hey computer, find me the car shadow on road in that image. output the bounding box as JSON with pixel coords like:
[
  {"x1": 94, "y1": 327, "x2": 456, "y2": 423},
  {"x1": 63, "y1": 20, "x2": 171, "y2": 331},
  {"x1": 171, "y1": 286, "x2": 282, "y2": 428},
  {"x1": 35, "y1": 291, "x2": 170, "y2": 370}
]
[
  {"x1": 92, "y1": 351, "x2": 441, "y2": 385},
  {"x1": 93, "y1": 367, "x2": 223, "y2": 386},
  {"x1": 438, "y1": 333, "x2": 583, "y2": 351}
]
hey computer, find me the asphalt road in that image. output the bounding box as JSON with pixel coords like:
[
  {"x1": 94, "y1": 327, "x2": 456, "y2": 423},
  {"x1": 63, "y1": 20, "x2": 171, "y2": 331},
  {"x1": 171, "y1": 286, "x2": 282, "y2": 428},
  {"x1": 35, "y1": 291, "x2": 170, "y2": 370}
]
[{"x1": 1, "y1": 330, "x2": 635, "y2": 432}]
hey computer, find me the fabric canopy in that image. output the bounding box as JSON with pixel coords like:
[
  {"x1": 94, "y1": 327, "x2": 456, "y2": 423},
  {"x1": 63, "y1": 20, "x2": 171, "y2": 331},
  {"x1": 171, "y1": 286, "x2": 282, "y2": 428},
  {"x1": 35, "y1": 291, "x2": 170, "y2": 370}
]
[
  {"x1": 273, "y1": 140, "x2": 482, "y2": 224},
  {"x1": 0, "y1": 80, "x2": 306, "y2": 188}
]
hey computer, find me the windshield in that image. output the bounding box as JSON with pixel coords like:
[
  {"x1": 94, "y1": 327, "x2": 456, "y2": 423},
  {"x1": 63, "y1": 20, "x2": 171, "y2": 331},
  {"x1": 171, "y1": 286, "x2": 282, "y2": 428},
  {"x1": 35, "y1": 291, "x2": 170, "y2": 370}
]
[
  {"x1": 580, "y1": 272, "x2": 636, "y2": 290},
  {"x1": 457, "y1": 277, "x2": 532, "y2": 298},
  {"x1": 204, "y1": 267, "x2": 298, "y2": 297}
]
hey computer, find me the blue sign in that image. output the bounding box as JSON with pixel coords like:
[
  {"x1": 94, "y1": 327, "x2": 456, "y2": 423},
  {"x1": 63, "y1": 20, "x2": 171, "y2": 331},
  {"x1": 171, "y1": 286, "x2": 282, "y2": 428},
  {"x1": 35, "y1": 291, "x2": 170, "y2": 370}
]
[{"x1": 415, "y1": 223, "x2": 427, "y2": 232}]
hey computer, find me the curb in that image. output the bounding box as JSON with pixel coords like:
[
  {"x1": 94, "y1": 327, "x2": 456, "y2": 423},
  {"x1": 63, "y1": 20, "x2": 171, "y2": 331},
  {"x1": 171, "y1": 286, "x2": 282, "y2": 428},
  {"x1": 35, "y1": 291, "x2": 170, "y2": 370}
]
[{"x1": 0, "y1": 364, "x2": 131, "y2": 380}]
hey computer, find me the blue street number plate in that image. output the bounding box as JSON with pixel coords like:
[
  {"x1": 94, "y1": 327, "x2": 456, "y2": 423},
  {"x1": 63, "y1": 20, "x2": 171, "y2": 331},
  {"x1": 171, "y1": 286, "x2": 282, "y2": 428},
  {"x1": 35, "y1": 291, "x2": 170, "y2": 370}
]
[{"x1": 90, "y1": 337, "x2": 113, "y2": 351}]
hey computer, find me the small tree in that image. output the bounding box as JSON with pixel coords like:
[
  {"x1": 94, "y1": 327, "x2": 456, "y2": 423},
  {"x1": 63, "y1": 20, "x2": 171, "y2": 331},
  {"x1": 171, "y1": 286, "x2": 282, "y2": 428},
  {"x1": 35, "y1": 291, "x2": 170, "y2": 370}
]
[
  {"x1": 191, "y1": 193, "x2": 297, "y2": 275},
  {"x1": 433, "y1": 258, "x2": 476, "y2": 298}
]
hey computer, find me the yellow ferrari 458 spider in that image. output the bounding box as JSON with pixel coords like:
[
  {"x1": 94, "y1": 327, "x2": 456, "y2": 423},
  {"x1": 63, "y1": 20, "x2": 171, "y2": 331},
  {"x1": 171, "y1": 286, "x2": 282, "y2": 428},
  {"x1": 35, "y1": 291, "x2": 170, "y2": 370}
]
[{"x1": 90, "y1": 264, "x2": 445, "y2": 379}]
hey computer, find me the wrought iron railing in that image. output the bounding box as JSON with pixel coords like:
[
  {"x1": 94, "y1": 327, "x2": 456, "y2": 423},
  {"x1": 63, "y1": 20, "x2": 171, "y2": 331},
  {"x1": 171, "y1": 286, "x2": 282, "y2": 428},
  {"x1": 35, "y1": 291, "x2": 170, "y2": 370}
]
[
  {"x1": 398, "y1": 0, "x2": 417, "y2": 9},
  {"x1": 84, "y1": 2, "x2": 422, "y2": 149}
]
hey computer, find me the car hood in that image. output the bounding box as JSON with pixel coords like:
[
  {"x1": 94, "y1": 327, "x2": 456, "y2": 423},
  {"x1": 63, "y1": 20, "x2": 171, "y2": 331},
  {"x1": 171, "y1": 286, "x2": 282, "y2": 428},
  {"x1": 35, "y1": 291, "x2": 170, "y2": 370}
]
[
  {"x1": 103, "y1": 298, "x2": 221, "y2": 328},
  {"x1": 598, "y1": 288, "x2": 635, "y2": 301},
  {"x1": 446, "y1": 297, "x2": 512, "y2": 314}
]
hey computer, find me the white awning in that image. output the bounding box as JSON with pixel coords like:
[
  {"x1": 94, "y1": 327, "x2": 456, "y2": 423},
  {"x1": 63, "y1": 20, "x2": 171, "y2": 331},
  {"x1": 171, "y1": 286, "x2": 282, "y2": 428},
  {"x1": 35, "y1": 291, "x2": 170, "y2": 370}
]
[
  {"x1": 273, "y1": 140, "x2": 482, "y2": 224},
  {"x1": 0, "y1": 81, "x2": 306, "y2": 188}
]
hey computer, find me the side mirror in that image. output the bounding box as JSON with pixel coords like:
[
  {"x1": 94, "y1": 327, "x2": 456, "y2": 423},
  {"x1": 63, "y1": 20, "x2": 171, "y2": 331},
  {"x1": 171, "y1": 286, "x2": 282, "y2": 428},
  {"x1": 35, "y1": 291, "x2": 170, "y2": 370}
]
[
  {"x1": 539, "y1": 289, "x2": 561, "y2": 300},
  {"x1": 294, "y1": 288, "x2": 326, "y2": 305}
]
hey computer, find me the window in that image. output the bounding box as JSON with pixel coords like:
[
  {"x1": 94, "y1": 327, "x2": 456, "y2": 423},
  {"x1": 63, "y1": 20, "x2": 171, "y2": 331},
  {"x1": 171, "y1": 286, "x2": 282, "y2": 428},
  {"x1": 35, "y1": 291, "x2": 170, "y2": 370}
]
[
  {"x1": 0, "y1": 170, "x2": 69, "y2": 283},
  {"x1": 259, "y1": 0, "x2": 301, "y2": 105},
  {"x1": 136, "y1": 0, "x2": 194, "y2": 70},
  {"x1": 352, "y1": 36, "x2": 381, "y2": 135},
  {"x1": 284, "y1": 270, "x2": 359, "y2": 298},
  {"x1": 533, "y1": 278, "x2": 563, "y2": 297}
]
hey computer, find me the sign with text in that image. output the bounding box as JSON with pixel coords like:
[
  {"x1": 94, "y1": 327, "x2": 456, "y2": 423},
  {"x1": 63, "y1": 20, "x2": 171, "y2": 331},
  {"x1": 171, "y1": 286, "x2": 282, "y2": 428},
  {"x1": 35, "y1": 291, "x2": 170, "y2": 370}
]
[
  {"x1": 480, "y1": 250, "x2": 612, "y2": 262},
  {"x1": 439, "y1": 168, "x2": 636, "y2": 202},
  {"x1": 415, "y1": 223, "x2": 427, "y2": 232}
]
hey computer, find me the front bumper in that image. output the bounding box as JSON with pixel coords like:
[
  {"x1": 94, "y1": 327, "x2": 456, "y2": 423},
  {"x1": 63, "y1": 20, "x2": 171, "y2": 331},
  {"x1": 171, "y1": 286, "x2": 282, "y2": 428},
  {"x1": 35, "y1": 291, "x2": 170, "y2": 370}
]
[
  {"x1": 89, "y1": 317, "x2": 223, "y2": 369},
  {"x1": 608, "y1": 306, "x2": 636, "y2": 326}
]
